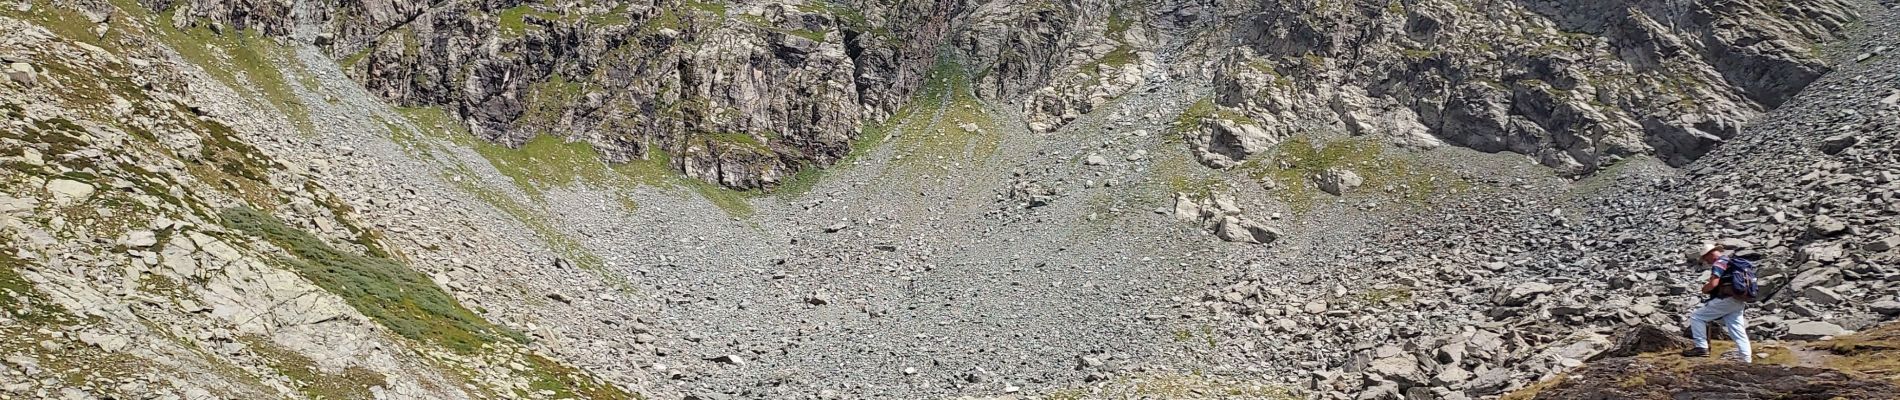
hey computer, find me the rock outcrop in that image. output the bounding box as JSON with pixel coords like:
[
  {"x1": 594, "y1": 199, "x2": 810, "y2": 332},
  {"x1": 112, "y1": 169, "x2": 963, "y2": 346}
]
[{"x1": 1186, "y1": 0, "x2": 1858, "y2": 171}]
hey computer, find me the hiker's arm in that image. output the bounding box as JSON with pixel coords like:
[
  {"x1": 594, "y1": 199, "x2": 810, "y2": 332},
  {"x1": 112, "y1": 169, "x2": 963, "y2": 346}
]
[{"x1": 1699, "y1": 260, "x2": 1728, "y2": 295}]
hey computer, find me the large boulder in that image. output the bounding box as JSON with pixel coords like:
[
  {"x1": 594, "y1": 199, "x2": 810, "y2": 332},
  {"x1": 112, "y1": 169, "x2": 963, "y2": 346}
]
[
  {"x1": 1215, "y1": 217, "x2": 1281, "y2": 245},
  {"x1": 44, "y1": 179, "x2": 94, "y2": 206},
  {"x1": 1312, "y1": 167, "x2": 1364, "y2": 196}
]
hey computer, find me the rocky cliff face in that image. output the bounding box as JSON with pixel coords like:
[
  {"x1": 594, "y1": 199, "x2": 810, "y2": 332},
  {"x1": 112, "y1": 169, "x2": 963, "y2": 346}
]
[
  {"x1": 152, "y1": 0, "x2": 1857, "y2": 189},
  {"x1": 163, "y1": 0, "x2": 956, "y2": 189},
  {"x1": 1185, "y1": 0, "x2": 1857, "y2": 172}
]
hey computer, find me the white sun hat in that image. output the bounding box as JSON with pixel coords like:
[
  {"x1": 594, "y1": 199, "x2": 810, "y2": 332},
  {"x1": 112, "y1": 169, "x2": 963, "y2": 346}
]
[{"x1": 1686, "y1": 242, "x2": 1718, "y2": 262}]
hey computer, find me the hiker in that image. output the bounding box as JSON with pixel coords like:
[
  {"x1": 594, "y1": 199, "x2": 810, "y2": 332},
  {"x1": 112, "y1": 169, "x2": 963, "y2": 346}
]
[{"x1": 1681, "y1": 243, "x2": 1758, "y2": 362}]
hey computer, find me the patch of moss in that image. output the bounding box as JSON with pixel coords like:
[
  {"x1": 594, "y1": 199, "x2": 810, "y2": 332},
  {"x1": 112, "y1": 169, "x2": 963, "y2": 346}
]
[
  {"x1": 220, "y1": 207, "x2": 525, "y2": 354},
  {"x1": 1500, "y1": 373, "x2": 1568, "y2": 400},
  {"x1": 1354, "y1": 286, "x2": 1413, "y2": 306},
  {"x1": 1171, "y1": 97, "x2": 1261, "y2": 134},
  {"x1": 687, "y1": 179, "x2": 756, "y2": 217},
  {"x1": 683, "y1": 0, "x2": 728, "y2": 16},
  {"x1": 516, "y1": 74, "x2": 585, "y2": 131},
  {"x1": 1080, "y1": 45, "x2": 1137, "y2": 81},
  {"x1": 585, "y1": 4, "x2": 633, "y2": 25},
  {"x1": 497, "y1": 4, "x2": 558, "y2": 38},
  {"x1": 1400, "y1": 48, "x2": 1438, "y2": 59},
  {"x1": 185, "y1": 117, "x2": 282, "y2": 209},
  {"x1": 1106, "y1": 11, "x2": 1133, "y2": 37},
  {"x1": 241, "y1": 335, "x2": 389, "y2": 400},
  {"x1": 1817, "y1": 323, "x2": 1900, "y2": 384},
  {"x1": 1234, "y1": 137, "x2": 1466, "y2": 213},
  {"x1": 705, "y1": 132, "x2": 769, "y2": 151},
  {"x1": 642, "y1": 7, "x2": 687, "y2": 31},
  {"x1": 340, "y1": 47, "x2": 372, "y2": 68},
  {"x1": 883, "y1": 57, "x2": 1001, "y2": 172},
  {"x1": 0, "y1": 251, "x2": 71, "y2": 325},
  {"x1": 521, "y1": 353, "x2": 640, "y2": 400},
  {"x1": 472, "y1": 135, "x2": 620, "y2": 197},
  {"x1": 1091, "y1": 373, "x2": 1301, "y2": 399},
  {"x1": 787, "y1": 28, "x2": 828, "y2": 42}
]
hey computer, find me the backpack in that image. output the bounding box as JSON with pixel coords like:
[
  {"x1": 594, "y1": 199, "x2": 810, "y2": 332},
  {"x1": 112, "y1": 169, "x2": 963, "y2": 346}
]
[{"x1": 1718, "y1": 257, "x2": 1760, "y2": 302}]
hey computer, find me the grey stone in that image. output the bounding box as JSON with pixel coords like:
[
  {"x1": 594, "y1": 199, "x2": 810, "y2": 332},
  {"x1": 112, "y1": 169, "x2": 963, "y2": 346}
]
[
  {"x1": 1367, "y1": 356, "x2": 1424, "y2": 385},
  {"x1": 1495, "y1": 282, "x2": 1554, "y2": 306},
  {"x1": 1818, "y1": 133, "x2": 1860, "y2": 155},
  {"x1": 1789, "y1": 268, "x2": 1843, "y2": 292},
  {"x1": 1807, "y1": 215, "x2": 1847, "y2": 237},
  {"x1": 1864, "y1": 235, "x2": 1900, "y2": 252},
  {"x1": 1870, "y1": 300, "x2": 1900, "y2": 316},
  {"x1": 124, "y1": 230, "x2": 158, "y2": 248},
  {"x1": 1215, "y1": 217, "x2": 1280, "y2": 245},
  {"x1": 1304, "y1": 300, "x2": 1328, "y2": 314},
  {"x1": 1313, "y1": 167, "x2": 1364, "y2": 196},
  {"x1": 5, "y1": 62, "x2": 33, "y2": 87},
  {"x1": 806, "y1": 292, "x2": 832, "y2": 305},
  {"x1": 1785, "y1": 321, "x2": 1847, "y2": 339},
  {"x1": 45, "y1": 179, "x2": 94, "y2": 206},
  {"x1": 1803, "y1": 286, "x2": 1845, "y2": 305}
]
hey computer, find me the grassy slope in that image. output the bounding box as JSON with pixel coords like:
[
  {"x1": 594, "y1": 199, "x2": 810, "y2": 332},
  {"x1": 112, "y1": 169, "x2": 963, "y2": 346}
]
[{"x1": 4, "y1": 4, "x2": 641, "y2": 398}]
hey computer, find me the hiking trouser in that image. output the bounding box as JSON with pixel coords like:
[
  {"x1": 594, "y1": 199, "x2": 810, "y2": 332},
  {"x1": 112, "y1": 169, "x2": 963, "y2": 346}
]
[{"x1": 1687, "y1": 297, "x2": 1751, "y2": 363}]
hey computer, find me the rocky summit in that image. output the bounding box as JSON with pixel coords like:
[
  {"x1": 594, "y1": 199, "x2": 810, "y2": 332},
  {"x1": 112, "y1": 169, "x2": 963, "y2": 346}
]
[{"x1": 1, "y1": 0, "x2": 1898, "y2": 398}]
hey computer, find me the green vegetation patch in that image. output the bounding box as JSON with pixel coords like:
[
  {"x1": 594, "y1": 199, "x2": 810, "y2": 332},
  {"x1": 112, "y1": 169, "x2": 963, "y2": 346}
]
[
  {"x1": 1354, "y1": 286, "x2": 1414, "y2": 306},
  {"x1": 882, "y1": 58, "x2": 1002, "y2": 171},
  {"x1": 474, "y1": 135, "x2": 620, "y2": 197},
  {"x1": 1817, "y1": 323, "x2": 1900, "y2": 384},
  {"x1": 1080, "y1": 45, "x2": 1137, "y2": 85},
  {"x1": 499, "y1": 1, "x2": 637, "y2": 36},
  {"x1": 683, "y1": 0, "x2": 728, "y2": 16},
  {"x1": 1106, "y1": 11, "x2": 1134, "y2": 37},
  {"x1": 1235, "y1": 137, "x2": 1467, "y2": 213},
  {"x1": 586, "y1": 4, "x2": 633, "y2": 25},
  {"x1": 521, "y1": 353, "x2": 640, "y2": 399},
  {"x1": 0, "y1": 251, "x2": 71, "y2": 325},
  {"x1": 788, "y1": 28, "x2": 828, "y2": 42},
  {"x1": 497, "y1": 4, "x2": 559, "y2": 38},
  {"x1": 1068, "y1": 373, "x2": 1301, "y2": 400},
  {"x1": 402, "y1": 106, "x2": 757, "y2": 217},
  {"x1": 515, "y1": 74, "x2": 584, "y2": 135},
  {"x1": 387, "y1": 109, "x2": 621, "y2": 261},
  {"x1": 241, "y1": 335, "x2": 389, "y2": 400},
  {"x1": 185, "y1": 116, "x2": 283, "y2": 209},
  {"x1": 220, "y1": 207, "x2": 525, "y2": 354},
  {"x1": 1171, "y1": 97, "x2": 1260, "y2": 134}
]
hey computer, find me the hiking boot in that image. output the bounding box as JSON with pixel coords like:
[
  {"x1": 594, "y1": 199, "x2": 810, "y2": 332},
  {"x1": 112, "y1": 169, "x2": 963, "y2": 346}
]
[{"x1": 1681, "y1": 347, "x2": 1710, "y2": 357}]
